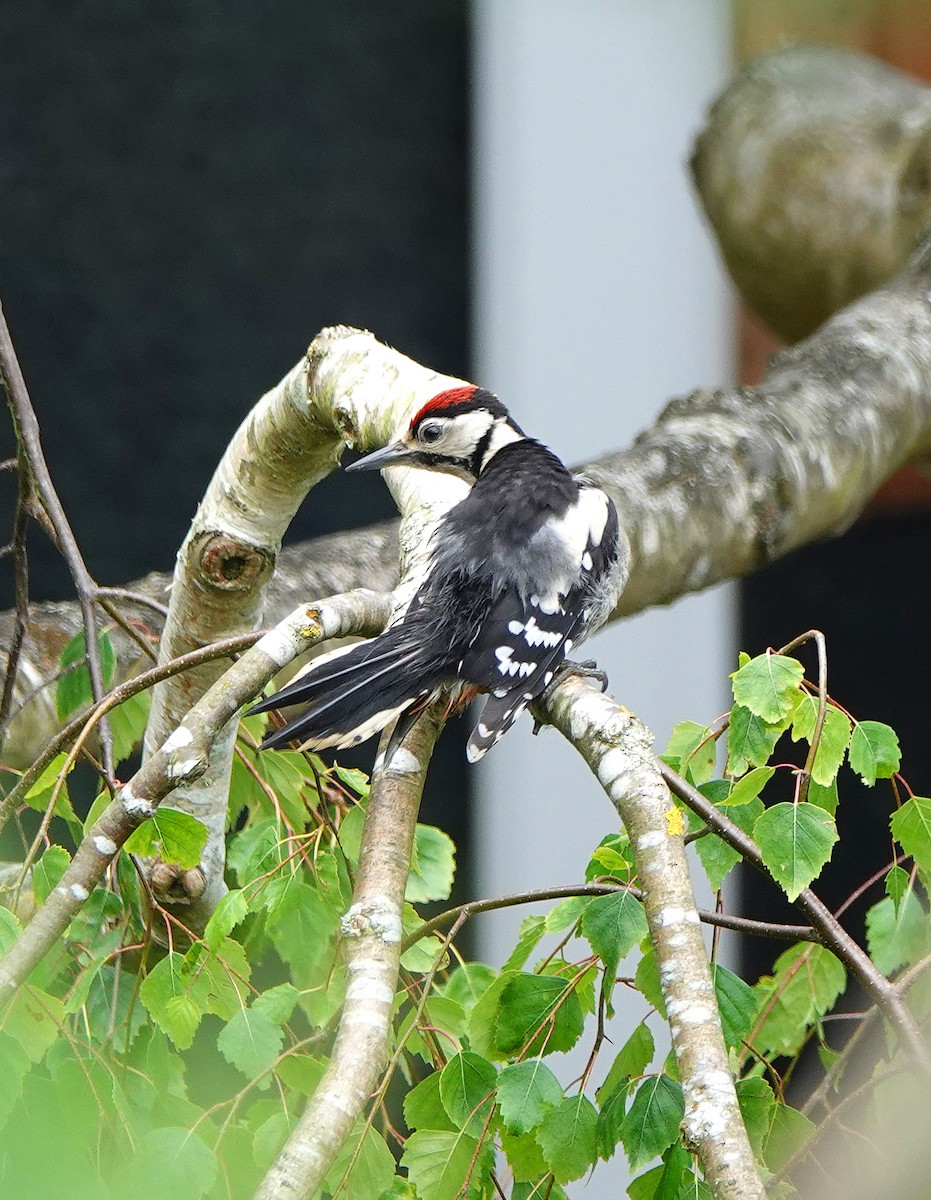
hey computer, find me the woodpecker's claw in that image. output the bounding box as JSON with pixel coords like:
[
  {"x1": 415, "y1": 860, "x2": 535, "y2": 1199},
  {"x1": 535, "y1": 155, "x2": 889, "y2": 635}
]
[
  {"x1": 532, "y1": 659, "x2": 609, "y2": 736},
  {"x1": 544, "y1": 658, "x2": 609, "y2": 700}
]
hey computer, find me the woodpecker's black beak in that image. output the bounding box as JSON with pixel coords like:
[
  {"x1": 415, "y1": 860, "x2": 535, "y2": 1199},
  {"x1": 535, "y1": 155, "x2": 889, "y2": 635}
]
[{"x1": 345, "y1": 440, "x2": 415, "y2": 472}]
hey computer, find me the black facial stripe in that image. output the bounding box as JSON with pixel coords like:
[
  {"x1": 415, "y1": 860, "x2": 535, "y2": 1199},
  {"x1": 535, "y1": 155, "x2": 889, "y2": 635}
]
[
  {"x1": 472, "y1": 425, "x2": 495, "y2": 476},
  {"x1": 416, "y1": 451, "x2": 470, "y2": 472}
]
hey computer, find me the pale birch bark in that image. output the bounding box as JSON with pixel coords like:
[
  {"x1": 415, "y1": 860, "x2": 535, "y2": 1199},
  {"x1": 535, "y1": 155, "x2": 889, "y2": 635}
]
[{"x1": 692, "y1": 44, "x2": 931, "y2": 341}]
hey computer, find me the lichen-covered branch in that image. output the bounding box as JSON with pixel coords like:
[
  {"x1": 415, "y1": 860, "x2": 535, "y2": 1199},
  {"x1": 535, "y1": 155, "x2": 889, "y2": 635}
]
[
  {"x1": 253, "y1": 709, "x2": 442, "y2": 1200},
  {"x1": 0, "y1": 591, "x2": 392, "y2": 993},
  {"x1": 692, "y1": 45, "x2": 931, "y2": 342},
  {"x1": 11, "y1": 231, "x2": 931, "y2": 770},
  {"x1": 539, "y1": 675, "x2": 765, "y2": 1200}
]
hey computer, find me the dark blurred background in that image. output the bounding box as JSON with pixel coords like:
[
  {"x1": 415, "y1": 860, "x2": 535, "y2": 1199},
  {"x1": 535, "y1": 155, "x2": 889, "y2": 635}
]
[
  {"x1": 0, "y1": 0, "x2": 472, "y2": 879},
  {"x1": 0, "y1": 2, "x2": 469, "y2": 597}
]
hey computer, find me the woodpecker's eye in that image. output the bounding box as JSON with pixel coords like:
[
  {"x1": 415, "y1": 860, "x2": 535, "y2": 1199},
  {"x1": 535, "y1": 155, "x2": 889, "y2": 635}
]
[{"x1": 419, "y1": 421, "x2": 443, "y2": 445}]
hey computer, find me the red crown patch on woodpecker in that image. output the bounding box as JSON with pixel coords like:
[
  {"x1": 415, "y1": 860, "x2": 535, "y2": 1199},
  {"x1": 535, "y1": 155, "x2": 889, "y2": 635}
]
[{"x1": 409, "y1": 385, "x2": 479, "y2": 429}]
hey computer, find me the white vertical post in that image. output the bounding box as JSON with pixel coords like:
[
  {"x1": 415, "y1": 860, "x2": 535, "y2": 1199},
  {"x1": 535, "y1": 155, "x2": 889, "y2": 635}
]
[{"x1": 471, "y1": 3, "x2": 735, "y2": 1191}]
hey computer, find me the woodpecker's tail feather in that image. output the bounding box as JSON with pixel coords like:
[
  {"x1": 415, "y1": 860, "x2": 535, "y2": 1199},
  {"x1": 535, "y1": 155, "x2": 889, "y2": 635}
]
[
  {"x1": 249, "y1": 632, "x2": 439, "y2": 753},
  {"x1": 466, "y1": 691, "x2": 530, "y2": 762}
]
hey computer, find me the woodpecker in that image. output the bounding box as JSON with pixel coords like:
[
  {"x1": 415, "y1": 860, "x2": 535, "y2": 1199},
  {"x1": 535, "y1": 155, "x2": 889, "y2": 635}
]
[{"x1": 248, "y1": 385, "x2": 629, "y2": 762}]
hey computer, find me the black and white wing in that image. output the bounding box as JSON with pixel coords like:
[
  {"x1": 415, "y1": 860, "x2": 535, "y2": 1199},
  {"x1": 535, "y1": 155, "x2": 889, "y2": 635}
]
[{"x1": 463, "y1": 487, "x2": 621, "y2": 761}]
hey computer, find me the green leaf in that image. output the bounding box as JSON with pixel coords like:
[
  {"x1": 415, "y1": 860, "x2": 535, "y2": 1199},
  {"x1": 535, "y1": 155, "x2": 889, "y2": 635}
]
[
  {"x1": 401, "y1": 1130, "x2": 482, "y2": 1200},
  {"x1": 255, "y1": 750, "x2": 312, "y2": 828},
  {"x1": 0, "y1": 1031, "x2": 32, "y2": 1131},
  {"x1": 22, "y1": 752, "x2": 78, "y2": 831},
  {"x1": 619, "y1": 1075, "x2": 684, "y2": 1171},
  {"x1": 277, "y1": 1053, "x2": 325, "y2": 1096},
  {"x1": 253, "y1": 982, "x2": 300, "y2": 1024},
  {"x1": 580, "y1": 890, "x2": 648, "y2": 1004},
  {"x1": 727, "y1": 705, "x2": 785, "y2": 776},
  {"x1": 139, "y1": 952, "x2": 205, "y2": 1049},
  {"x1": 754, "y1": 802, "x2": 838, "y2": 900},
  {"x1": 587, "y1": 835, "x2": 634, "y2": 881},
  {"x1": 792, "y1": 699, "x2": 851, "y2": 786},
  {"x1": 695, "y1": 798, "x2": 764, "y2": 891},
  {"x1": 31, "y1": 844, "x2": 71, "y2": 905},
  {"x1": 545, "y1": 895, "x2": 591, "y2": 934},
  {"x1": 466, "y1": 969, "x2": 517, "y2": 1059},
  {"x1": 323, "y1": 1124, "x2": 395, "y2": 1200},
  {"x1": 119, "y1": 1126, "x2": 218, "y2": 1200},
  {"x1": 218, "y1": 1007, "x2": 285, "y2": 1082},
  {"x1": 0, "y1": 907, "x2": 22, "y2": 954},
  {"x1": 731, "y1": 652, "x2": 804, "y2": 723},
  {"x1": 109, "y1": 689, "x2": 151, "y2": 764},
  {"x1": 536, "y1": 1094, "x2": 600, "y2": 1184},
  {"x1": 407, "y1": 823, "x2": 456, "y2": 902},
  {"x1": 752, "y1": 944, "x2": 846, "y2": 1058},
  {"x1": 634, "y1": 944, "x2": 665, "y2": 1016},
  {"x1": 496, "y1": 1059, "x2": 564, "y2": 1133},
  {"x1": 764, "y1": 1104, "x2": 815, "y2": 1173},
  {"x1": 404, "y1": 1072, "x2": 456, "y2": 1133},
  {"x1": 504, "y1": 914, "x2": 548, "y2": 970},
  {"x1": 865, "y1": 893, "x2": 930, "y2": 974},
  {"x1": 711, "y1": 964, "x2": 757, "y2": 1048},
  {"x1": 494, "y1": 973, "x2": 585, "y2": 1058},
  {"x1": 1, "y1": 986, "x2": 65, "y2": 1061},
  {"x1": 722, "y1": 766, "x2": 774, "y2": 807},
  {"x1": 885, "y1": 865, "x2": 910, "y2": 913},
  {"x1": 596, "y1": 1023, "x2": 654, "y2": 1160},
  {"x1": 736, "y1": 1077, "x2": 776, "y2": 1156},
  {"x1": 252, "y1": 1109, "x2": 295, "y2": 1171},
  {"x1": 55, "y1": 629, "x2": 116, "y2": 721},
  {"x1": 203, "y1": 888, "x2": 250, "y2": 952},
  {"x1": 439, "y1": 1051, "x2": 497, "y2": 1135},
  {"x1": 124, "y1": 807, "x2": 208, "y2": 869},
  {"x1": 849, "y1": 720, "x2": 901, "y2": 786},
  {"x1": 662, "y1": 721, "x2": 717, "y2": 784},
  {"x1": 597, "y1": 1022, "x2": 655, "y2": 1107},
  {"x1": 266, "y1": 881, "x2": 340, "y2": 987},
  {"x1": 807, "y1": 778, "x2": 839, "y2": 815},
  {"x1": 333, "y1": 763, "x2": 371, "y2": 795},
  {"x1": 499, "y1": 1126, "x2": 549, "y2": 1182},
  {"x1": 443, "y1": 962, "x2": 497, "y2": 1017},
  {"x1": 892, "y1": 795, "x2": 931, "y2": 875}
]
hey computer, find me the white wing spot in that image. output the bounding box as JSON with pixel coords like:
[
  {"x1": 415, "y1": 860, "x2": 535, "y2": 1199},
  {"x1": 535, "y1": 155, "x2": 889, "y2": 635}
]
[
  {"x1": 544, "y1": 671, "x2": 553, "y2": 684},
  {"x1": 582, "y1": 551, "x2": 593, "y2": 571},
  {"x1": 564, "y1": 639, "x2": 573, "y2": 652},
  {"x1": 508, "y1": 620, "x2": 524, "y2": 635}
]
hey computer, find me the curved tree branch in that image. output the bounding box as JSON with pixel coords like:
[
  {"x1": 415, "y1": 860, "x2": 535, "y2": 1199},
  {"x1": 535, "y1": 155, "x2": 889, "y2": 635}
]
[{"x1": 692, "y1": 45, "x2": 931, "y2": 342}]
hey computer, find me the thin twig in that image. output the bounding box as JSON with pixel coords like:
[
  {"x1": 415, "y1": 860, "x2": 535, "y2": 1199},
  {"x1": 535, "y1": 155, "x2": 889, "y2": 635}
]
[
  {"x1": 0, "y1": 484, "x2": 29, "y2": 743},
  {"x1": 0, "y1": 297, "x2": 115, "y2": 780},
  {"x1": 401, "y1": 881, "x2": 816, "y2": 951},
  {"x1": 658, "y1": 760, "x2": 930, "y2": 1071}
]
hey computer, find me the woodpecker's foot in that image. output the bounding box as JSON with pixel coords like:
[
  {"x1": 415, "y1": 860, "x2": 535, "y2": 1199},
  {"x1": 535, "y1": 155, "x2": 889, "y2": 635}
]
[{"x1": 533, "y1": 660, "x2": 609, "y2": 734}]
